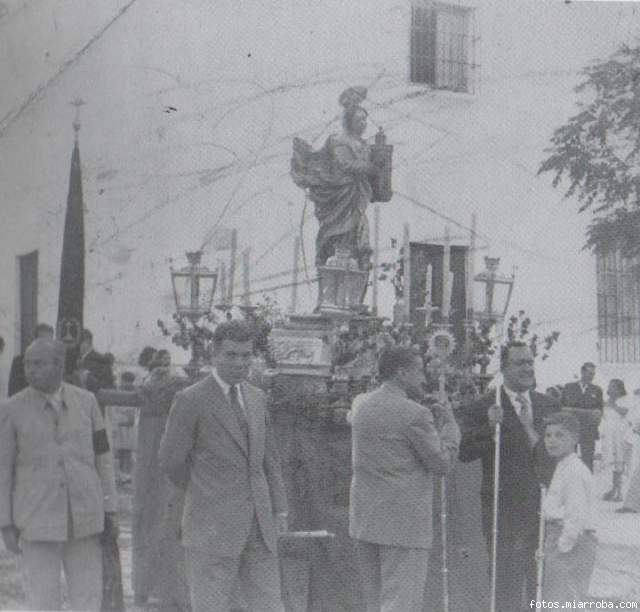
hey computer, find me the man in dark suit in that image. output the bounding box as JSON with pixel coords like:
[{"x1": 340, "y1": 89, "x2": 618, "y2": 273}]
[
  {"x1": 159, "y1": 320, "x2": 288, "y2": 612},
  {"x1": 561, "y1": 362, "x2": 603, "y2": 471},
  {"x1": 459, "y1": 341, "x2": 559, "y2": 612},
  {"x1": 8, "y1": 323, "x2": 54, "y2": 397},
  {"x1": 78, "y1": 329, "x2": 115, "y2": 394},
  {"x1": 350, "y1": 346, "x2": 460, "y2": 611}
]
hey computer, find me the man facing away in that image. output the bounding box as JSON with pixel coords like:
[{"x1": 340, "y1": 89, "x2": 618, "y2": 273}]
[
  {"x1": 349, "y1": 346, "x2": 461, "y2": 612},
  {"x1": 159, "y1": 320, "x2": 288, "y2": 612},
  {"x1": 560, "y1": 362, "x2": 603, "y2": 471},
  {"x1": 0, "y1": 338, "x2": 118, "y2": 610},
  {"x1": 459, "y1": 341, "x2": 559, "y2": 612}
]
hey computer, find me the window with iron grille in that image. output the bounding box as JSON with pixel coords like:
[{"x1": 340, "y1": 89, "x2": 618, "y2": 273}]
[
  {"x1": 596, "y1": 249, "x2": 640, "y2": 363},
  {"x1": 410, "y1": 2, "x2": 478, "y2": 94}
]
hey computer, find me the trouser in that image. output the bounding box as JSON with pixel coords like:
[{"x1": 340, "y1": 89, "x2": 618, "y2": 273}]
[
  {"x1": 21, "y1": 535, "x2": 103, "y2": 611},
  {"x1": 185, "y1": 517, "x2": 283, "y2": 612},
  {"x1": 579, "y1": 433, "x2": 597, "y2": 472},
  {"x1": 486, "y1": 530, "x2": 537, "y2": 612},
  {"x1": 355, "y1": 539, "x2": 429, "y2": 612},
  {"x1": 543, "y1": 522, "x2": 597, "y2": 602}
]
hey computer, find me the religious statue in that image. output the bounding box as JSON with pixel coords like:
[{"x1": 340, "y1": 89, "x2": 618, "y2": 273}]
[{"x1": 291, "y1": 86, "x2": 392, "y2": 272}]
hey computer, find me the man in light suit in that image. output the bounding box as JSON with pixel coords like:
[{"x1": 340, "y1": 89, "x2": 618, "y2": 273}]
[
  {"x1": 349, "y1": 346, "x2": 461, "y2": 612},
  {"x1": 159, "y1": 320, "x2": 288, "y2": 612},
  {"x1": 0, "y1": 339, "x2": 118, "y2": 610},
  {"x1": 561, "y1": 362, "x2": 603, "y2": 471},
  {"x1": 459, "y1": 341, "x2": 559, "y2": 612}
]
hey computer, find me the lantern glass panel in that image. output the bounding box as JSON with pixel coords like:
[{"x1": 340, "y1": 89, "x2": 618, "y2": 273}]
[
  {"x1": 492, "y1": 283, "x2": 512, "y2": 315},
  {"x1": 172, "y1": 271, "x2": 192, "y2": 314},
  {"x1": 197, "y1": 274, "x2": 217, "y2": 312}
]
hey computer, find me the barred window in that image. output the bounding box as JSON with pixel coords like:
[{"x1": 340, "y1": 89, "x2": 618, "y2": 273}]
[
  {"x1": 410, "y1": 2, "x2": 478, "y2": 94},
  {"x1": 596, "y1": 249, "x2": 640, "y2": 363}
]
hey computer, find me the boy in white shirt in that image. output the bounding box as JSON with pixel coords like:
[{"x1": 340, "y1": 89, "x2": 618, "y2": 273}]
[{"x1": 542, "y1": 412, "x2": 598, "y2": 602}]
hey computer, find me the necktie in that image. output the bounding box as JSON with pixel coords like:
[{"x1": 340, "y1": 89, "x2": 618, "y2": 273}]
[
  {"x1": 515, "y1": 393, "x2": 538, "y2": 446},
  {"x1": 229, "y1": 385, "x2": 248, "y2": 442},
  {"x1": 45, "y1": 399, "x2": 59, "y2": 424}
]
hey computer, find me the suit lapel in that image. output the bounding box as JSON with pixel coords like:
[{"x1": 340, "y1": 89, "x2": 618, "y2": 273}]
[
  {"x1": 500, "y1": 388, "x2": 535, "y2": 441},
  {"x1": 242, "y1": 383, "x2": 265, "y2": 466},
  {"x1": 530, "y1": 392, "x2": 545, "y2": 433},
  {"x1": 500, "y1": 387, "x2": 519, "y2": 426},
  {"x1": 206, "y1": 375, "x2": 249, "y2": 456}
]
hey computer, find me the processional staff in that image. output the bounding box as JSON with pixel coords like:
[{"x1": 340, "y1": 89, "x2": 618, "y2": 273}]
[
  {"x1": 535, "y1": 485, "x2": 547, "y2": 604},
  {"x1": 490, "y1": 384, "x2": 502, "y2": 612},
  {"x1": 427, "y1": 326, "x2": 456, "y2": 612}
]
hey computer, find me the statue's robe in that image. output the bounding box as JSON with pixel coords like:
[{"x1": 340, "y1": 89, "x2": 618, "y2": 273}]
[{"x1": 291, "y1": 134, "x2": 373, "y2": 269}]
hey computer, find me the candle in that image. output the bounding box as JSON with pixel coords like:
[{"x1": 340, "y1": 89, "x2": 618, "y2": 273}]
[
  {"x1": 426, "y1": 264, "x2": 433, "y2": 305},
  {"x1": 442, "y1": 226, "x2": 451, "y2": 320}
]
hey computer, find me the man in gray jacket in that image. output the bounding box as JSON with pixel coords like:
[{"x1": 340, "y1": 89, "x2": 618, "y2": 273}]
[
  {"x1": 349, "y1": 346, "x2": 460, "y2": 612},
  {"x1": 0, "y1": 339, "x2": 118, "y2": 610},
  {"x1": 159, "y1": 320, "x2": 288, "y2": 612}
]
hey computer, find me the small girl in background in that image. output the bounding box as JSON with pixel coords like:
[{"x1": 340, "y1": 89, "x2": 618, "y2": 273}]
[
  {"x1": 599, "y1": 378, "x2": 629, "y2": 501},
  {"x1": 542, "y1": 412, "x2": 597, "y2": 602}
]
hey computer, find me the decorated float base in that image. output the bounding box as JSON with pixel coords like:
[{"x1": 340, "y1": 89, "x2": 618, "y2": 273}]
[{"x1": 266, "y1": 305, "x2": 490, "y2": 612}]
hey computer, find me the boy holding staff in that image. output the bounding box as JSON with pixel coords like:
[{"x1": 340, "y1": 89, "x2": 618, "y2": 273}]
[{"x1": 541, "y1": 412, "x2": 597, "y2": 602}]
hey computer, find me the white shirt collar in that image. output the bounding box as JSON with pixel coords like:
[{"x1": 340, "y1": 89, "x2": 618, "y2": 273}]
[
  {"x1": 210, "y1": 368, "x2": 244, "y2": 408},
  {"x1": 502, "y1": 385, "x2": 531, "y2": 415},
  {"x1": 556, "y1": 451, "x2": 579, "y2": 471},
  {"x1": 37, "y1": 384, "x2": 64, "y2": 412}
]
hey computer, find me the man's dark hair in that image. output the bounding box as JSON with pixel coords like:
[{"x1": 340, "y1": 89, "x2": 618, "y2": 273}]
[
  {"x1": 544, "y1": 411, "x2": 580, "y2": 437},
  {"x1": 581, "y1": 362, "x2": 596, "y2": 372},
  {"x1": 212, "y1": 320, "x2": 253, "y2": 351},
  {"x1": 138, "y1": 346, "x2": 157, "y2": 369},
  {"x1": 610, "y1": 378, "x2": 627, "y2": 397},
  {"x1": 81, "y1": 329, "x2": 93, "y2": 343},
  {"x1": 121, "y1": 371, "x2": 136, "y2": 383},
  {"x1": 34, "y1": 323, "x2": 54, "y2": 337},
  {"x1": 500, "y1": 341, "x2": 529, "y2": 371},
  {"x1": 378, "y1": 346, "x2": 420, "y2": 382}
]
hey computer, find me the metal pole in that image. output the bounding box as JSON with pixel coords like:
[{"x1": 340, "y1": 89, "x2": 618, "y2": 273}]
[
  {"x1": 442, "y1": 226, "x2": 451, "y2": 320},
  {"x1": 290, "y1": 237, "x2": 300, "y2": 313},
  {"x1": 372, "y1": 205, "x2": 380, "y2": 315},
  {"x1": 490, "y1": 386, "x2": 502, "y2": 612},
  {"x1": 439, "y1": 368, "x2": 450, "y2": 612},
  {"x1": 218, "y1": 259, "x2": 227, "y2": 305},
  {"x1": 227, "y1": 228, "x2": 238, "y2": 304},
  {"x1": 242, "y1": 248, "x2": 251, "y2": 307},
  {"x1": 467, "y1": 212, "x2": 476, "y2": 317},
  {"x1": 403, "y1": 223, "x2": 411, "y2": 322},
  {"x1": 535, "y1": 485, "x2": 547, "y2": 603}
]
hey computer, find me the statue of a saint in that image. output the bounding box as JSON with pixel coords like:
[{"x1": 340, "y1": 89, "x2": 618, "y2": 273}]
[{"x1": 291, "y1": 86, "x2": 384, "y2": 271}]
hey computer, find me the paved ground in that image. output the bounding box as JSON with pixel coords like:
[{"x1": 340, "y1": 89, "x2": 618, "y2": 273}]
[{"x1": 589, "y1": 469, "x2": 640, "y2": 602}]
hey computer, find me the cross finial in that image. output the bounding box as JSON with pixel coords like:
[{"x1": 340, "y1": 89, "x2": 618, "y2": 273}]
[{"x1": 71, "y1": 98, "x2": 86, "y2": 138}]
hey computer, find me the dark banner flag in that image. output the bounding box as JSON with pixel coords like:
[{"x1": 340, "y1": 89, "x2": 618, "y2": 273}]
[{"x1": 56, "y1": 118, "x2": 85, "y2": 373}]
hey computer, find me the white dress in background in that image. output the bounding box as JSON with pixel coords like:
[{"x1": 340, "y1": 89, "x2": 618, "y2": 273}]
[{"x1": 599, "y1": 399, "x2": 631, "y2": 473}]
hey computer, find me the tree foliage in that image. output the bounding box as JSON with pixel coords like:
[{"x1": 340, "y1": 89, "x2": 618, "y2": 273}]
[{"x1": 538, "y1": 43, "x2": 640, "y2": 255}]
